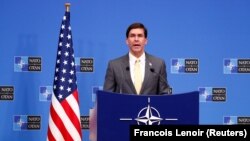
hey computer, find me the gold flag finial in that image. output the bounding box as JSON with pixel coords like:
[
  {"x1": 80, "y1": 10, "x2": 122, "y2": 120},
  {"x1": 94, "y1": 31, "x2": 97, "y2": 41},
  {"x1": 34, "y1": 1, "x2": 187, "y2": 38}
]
[{"x1": 65, "y1": 3, "x2": 71, "y2": 12}]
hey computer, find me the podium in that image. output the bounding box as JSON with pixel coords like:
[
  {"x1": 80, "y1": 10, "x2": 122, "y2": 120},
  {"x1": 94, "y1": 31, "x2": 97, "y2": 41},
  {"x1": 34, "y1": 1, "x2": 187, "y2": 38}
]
[{"x1": 90, "y1": 90, "x2": 199, "y2": 141}]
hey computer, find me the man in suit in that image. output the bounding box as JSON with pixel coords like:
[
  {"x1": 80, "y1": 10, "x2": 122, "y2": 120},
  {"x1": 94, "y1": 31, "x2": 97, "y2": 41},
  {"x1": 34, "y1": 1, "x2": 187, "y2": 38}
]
[{"x1": 103, "y1": 22, "x2": 171, "y2": 95}]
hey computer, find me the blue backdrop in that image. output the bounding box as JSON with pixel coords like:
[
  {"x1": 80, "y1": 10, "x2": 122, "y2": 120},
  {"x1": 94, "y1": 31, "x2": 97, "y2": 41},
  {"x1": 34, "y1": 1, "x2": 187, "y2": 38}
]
[{"x1": 1, "y1": 0, "x2": 250, "y2": 140}]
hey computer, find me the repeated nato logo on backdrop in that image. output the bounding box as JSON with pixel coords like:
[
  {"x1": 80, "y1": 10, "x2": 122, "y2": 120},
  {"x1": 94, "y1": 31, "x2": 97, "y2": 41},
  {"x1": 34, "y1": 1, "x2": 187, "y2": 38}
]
[
  {"x1": 2, "y1": 56, "x2": 250, "y2": 133},
  {"x1": 224, "y1": 59, "x2": 250, "y2": 74},
  {"x1": 8, "y1": 55, "x2": 95, "y2": 131},
  {"x1": 14, "y1": 56, "x2": 42, "y2": 72}
]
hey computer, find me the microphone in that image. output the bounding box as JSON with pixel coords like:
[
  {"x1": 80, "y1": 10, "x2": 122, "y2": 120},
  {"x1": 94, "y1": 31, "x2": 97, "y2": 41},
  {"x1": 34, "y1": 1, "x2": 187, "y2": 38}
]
[
  {"x1": 148, "y1": 62, "x2": 171, "y2": 94},
  {"x1": 126, "y1": 66, "x2": 130, "y2": 71}
]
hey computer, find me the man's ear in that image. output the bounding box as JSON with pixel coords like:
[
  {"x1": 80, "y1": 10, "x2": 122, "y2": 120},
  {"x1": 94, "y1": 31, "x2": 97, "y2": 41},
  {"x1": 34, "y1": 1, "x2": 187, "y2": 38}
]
[
  {"x1": 145, "y1": 39, "x2": 148, "y2": 45},
  {"x1": 126, "y1": 39, "x2": 129, "y2": 45}
]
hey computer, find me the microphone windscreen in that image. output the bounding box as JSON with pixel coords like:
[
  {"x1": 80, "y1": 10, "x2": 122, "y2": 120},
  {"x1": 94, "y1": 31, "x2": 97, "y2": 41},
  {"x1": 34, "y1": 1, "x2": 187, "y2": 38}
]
[{"x1": 126, "y1": 66, "x2": 130, "y2": 71}]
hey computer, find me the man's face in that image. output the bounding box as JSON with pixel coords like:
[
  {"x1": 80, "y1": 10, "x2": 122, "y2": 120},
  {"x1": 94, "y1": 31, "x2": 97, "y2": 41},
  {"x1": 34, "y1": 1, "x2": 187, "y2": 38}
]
[{"x1": 126, "y1": 28, "x2": 148, "y2": 57}]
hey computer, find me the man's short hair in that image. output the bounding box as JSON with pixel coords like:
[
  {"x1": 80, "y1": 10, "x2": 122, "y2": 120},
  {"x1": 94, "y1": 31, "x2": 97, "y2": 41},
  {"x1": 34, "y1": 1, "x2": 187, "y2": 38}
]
[{"x1": 126, "y1": 22, "x2": 148, "y2": 38}]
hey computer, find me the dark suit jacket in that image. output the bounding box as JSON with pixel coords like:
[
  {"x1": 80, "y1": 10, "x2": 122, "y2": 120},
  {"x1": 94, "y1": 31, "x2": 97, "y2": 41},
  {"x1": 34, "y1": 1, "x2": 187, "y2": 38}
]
[{"x1": 103, "y1": 52, "x2": 171, "y2": 95}]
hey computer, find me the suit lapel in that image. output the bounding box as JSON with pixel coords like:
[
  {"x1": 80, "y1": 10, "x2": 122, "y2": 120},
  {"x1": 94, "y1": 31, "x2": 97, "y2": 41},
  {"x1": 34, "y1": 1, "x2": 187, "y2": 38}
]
[
  {"x1": 141, "y1": 56, "x2": 151, "y2": 94},
  {"x1": 121, "y1": 55, "x2": 137, "y2": 94}
]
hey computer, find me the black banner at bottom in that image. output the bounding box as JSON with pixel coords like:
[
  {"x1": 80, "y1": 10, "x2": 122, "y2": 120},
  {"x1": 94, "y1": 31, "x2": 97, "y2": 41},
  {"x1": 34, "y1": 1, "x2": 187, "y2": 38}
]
[{"x1": 130, "y1": 125, "x2": 250, "y2": 141}]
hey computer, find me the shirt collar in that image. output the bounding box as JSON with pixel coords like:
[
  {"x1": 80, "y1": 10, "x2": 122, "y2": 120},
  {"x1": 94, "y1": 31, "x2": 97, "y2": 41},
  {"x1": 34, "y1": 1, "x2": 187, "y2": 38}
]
[{"x1": 129, "y1": 52, "x2": 145, "y2": 63}]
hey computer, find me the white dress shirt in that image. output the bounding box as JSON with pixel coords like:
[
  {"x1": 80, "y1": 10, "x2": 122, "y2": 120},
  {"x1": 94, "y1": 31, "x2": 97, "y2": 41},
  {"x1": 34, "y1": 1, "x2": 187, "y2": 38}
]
[{"x1": 129, "y1": 52, "x2": 145, "y2": 85}]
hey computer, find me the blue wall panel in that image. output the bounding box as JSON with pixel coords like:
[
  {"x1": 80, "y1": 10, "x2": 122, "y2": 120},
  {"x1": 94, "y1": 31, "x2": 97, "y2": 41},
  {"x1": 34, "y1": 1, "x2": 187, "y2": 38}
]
[{"x1": 1, "y1": 0, "x2": 250, "y2": 140}]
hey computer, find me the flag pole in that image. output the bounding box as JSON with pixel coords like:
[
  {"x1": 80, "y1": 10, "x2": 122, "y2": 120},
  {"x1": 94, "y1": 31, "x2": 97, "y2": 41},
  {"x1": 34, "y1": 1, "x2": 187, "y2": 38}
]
[{"x1": 65, "y1": 3, "x2": 71, "y2": 12}]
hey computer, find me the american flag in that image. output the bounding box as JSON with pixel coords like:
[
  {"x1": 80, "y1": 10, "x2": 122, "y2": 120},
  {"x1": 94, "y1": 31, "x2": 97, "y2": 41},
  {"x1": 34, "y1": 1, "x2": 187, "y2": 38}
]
[{"x1": 47, "y1": 11, "x2": 82, "y2": 141}]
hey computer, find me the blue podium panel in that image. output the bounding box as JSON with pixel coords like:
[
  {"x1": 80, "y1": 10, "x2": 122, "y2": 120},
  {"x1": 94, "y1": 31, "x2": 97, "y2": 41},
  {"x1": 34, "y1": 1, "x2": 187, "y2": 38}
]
[{"x1": 96, "y1": 90, "x2": 199, "y2": 141}]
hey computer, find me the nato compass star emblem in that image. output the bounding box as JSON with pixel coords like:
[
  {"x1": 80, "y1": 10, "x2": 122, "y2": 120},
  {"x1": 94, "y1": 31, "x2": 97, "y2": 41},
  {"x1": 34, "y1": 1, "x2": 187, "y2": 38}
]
[
  {"x1": 135, "y1": 104, "x2": 163, "y2": 125},
  {"x1": 119, "y1": 97, "x2": 178, "y2": 125}
]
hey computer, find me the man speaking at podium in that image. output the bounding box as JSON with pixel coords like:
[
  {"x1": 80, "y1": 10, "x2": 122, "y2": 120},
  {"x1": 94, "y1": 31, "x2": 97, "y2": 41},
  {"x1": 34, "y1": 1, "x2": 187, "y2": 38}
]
[{"x1": 104, "y1": 22, "x2": 171, "y2": 95}]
